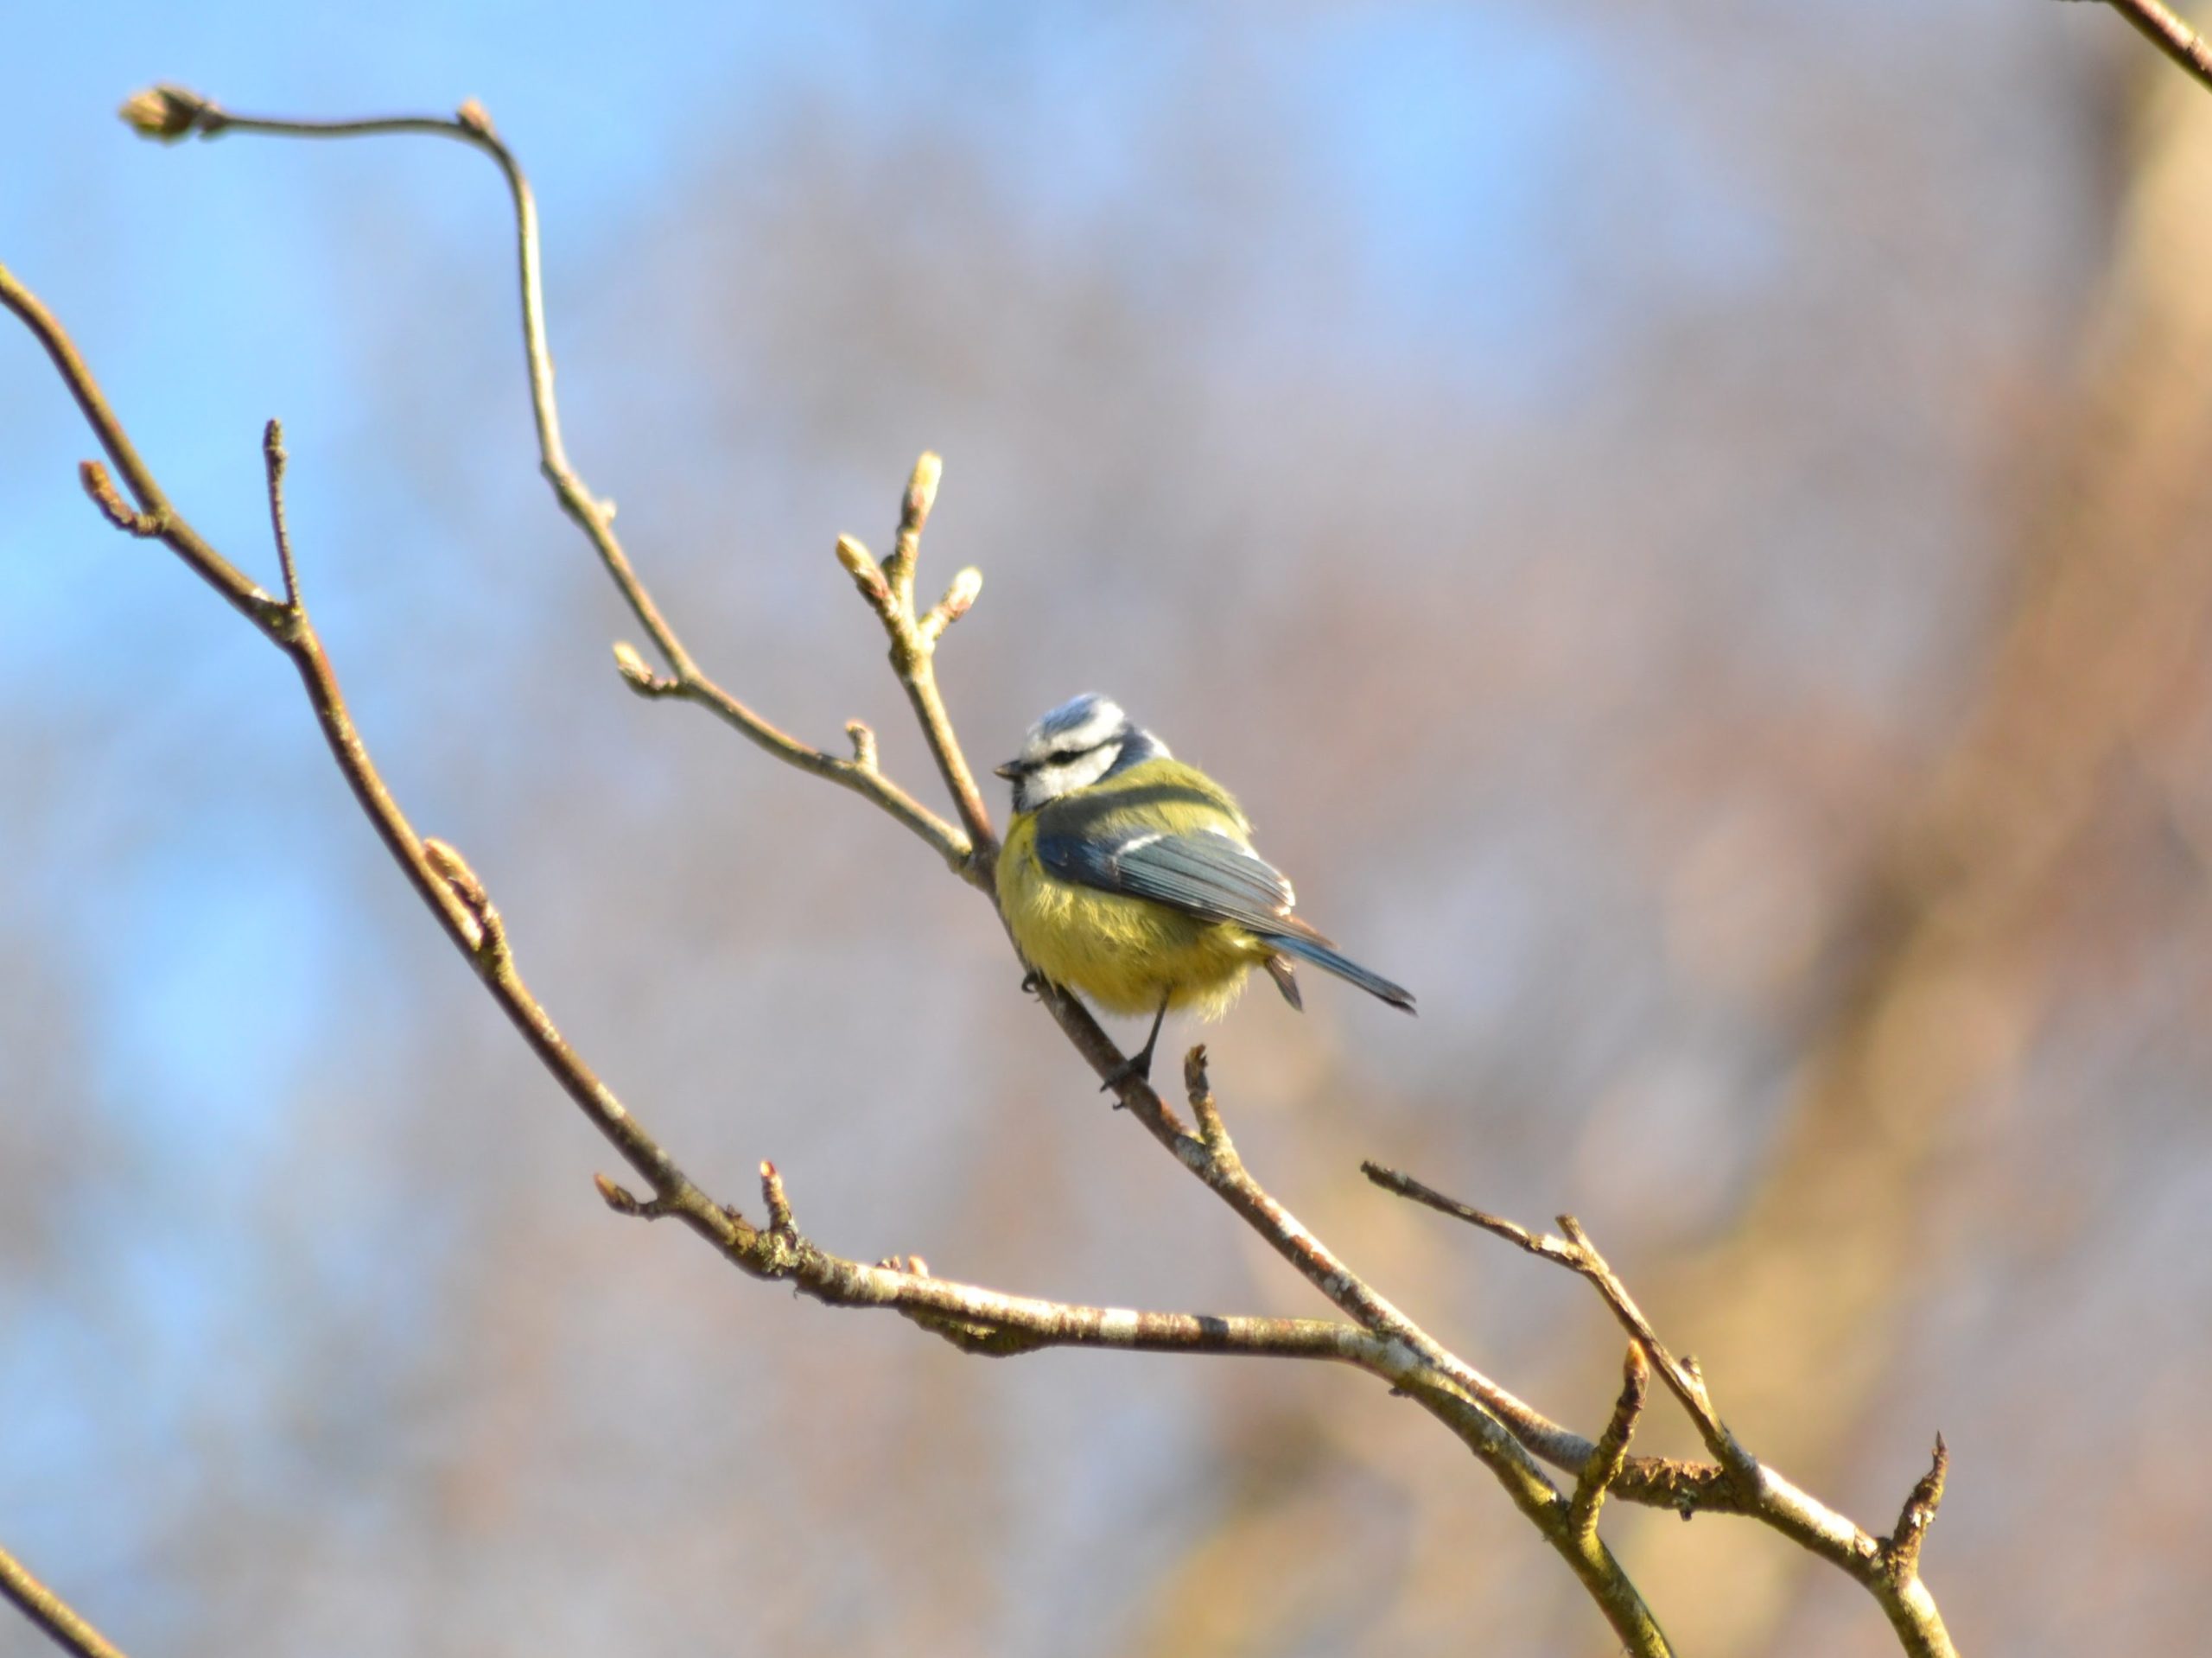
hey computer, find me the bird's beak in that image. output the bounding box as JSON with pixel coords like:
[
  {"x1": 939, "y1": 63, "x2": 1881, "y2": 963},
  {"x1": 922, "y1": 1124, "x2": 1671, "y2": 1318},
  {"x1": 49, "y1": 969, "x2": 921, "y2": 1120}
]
[{"x1": 993, "y1": 759, "x2": 1022, "y2": 780}]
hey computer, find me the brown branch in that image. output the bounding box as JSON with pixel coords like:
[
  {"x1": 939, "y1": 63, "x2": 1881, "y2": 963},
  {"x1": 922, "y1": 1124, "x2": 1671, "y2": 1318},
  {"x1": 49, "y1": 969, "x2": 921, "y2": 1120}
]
[
  {"x1": 5, "y1": 258, "x2": 1524, "y2": 1382},
  {"x1": 0, "y1": 1539, "x2": 129, "y2": 1658},
  {"x1": 115, "y1": 85, "x2": 976, "y2": 878},
  {"x1": 1359, "y1": 1166, "x2": 1754, "y2": 1477},
  {"x1": 261, "y1": 419, "x2": 302, "y2": 609},
  {"x1": 1570, "y1": 1344, "x2": 1649, "y2": 1545},
  {"x1": 20, "y1": 85, "x2": 1970, "y2": 1656},
  {"x1": 831, "y1": 456, "x2": 999, "y2": 873},
  {"x1": 1363, "y1": 1162, "x2": 1959, "y2": 1658},
  {"x1": 2055, "y1": 0, "x2": 2212, "y2": 93},
  {"x1": 1170, "y1": 1054, "x2": 1673, "y2": 1655},
  {"x1": 1885, "y1": 1436, "x2": 1948, "y2": 1586},
  {"x1": 2, "y1": 242, "x2": 1678, "y2": 1658}
]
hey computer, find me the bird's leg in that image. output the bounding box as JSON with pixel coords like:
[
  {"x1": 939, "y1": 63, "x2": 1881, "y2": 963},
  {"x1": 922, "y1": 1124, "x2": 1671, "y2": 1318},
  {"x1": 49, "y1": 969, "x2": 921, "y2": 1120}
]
[{"x1": 1099, "y1": 990, "x2": 1173, "y2": 1096}]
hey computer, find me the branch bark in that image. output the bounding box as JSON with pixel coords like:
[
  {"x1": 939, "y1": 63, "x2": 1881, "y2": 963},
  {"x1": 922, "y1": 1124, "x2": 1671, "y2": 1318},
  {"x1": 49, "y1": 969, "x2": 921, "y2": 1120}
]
[
  {"x1": 2055, "y1": 0, "x2": 2212, "y2": 92},
  {"x1": 0, "y1": 79, "x2": 1986, "y2": 1657},
  {"x1": 1363, "y1": 1165, "x2": 1958, "y2": 1658},
  {"x1": 116, "y1": 86, "x2": 978, "y2": 878},
  {"x1": 0, "y1": 248, "x2": 1666, "y2": 1658},
  {"x1": 0, "y1": 1542, "x2": 127, "y2": 1658}
]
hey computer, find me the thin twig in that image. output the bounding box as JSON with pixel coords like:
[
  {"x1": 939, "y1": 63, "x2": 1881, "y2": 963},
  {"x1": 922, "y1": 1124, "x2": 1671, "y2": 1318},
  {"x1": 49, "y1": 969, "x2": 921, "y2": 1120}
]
[
  {"x1": 6, "y1": 248, "x2": 1677, "y2": 1656},
  {"x1": 261, "y1": 418, "x2": 302, "y2": 610},
  {"x1": 1171, "y1": 1053, "x2": 1673, "y2": 1654},
  {"x1": 1570, "y1": 1344, "x2": 1649, "y2": 1544},
  {"x1": 0, "y1": 1540, "x2": 129, "y2": 1658},
  {"x1": 1360, "y1": 1164, "x2": 1753, "y2": 1476},
  {"x1": 1886, "y1": 1436, "x2": 1949, "y2": 1585},
  {"x1": 1363, "y1": 1160, "x2": 1959, "y2": 1658},
  {"x1": 2055, "y1": 0, "x2": 2212, "y2": 92},
  {"x1": 15, "y1": 85, "x2": 1974, "y2": 1657},
  {"x1": 4, "y1": 263, "x2": 1483, "y2": 1389},
  {"x1": 117, "y1": 86, "x2": 976, "y2": 876}
]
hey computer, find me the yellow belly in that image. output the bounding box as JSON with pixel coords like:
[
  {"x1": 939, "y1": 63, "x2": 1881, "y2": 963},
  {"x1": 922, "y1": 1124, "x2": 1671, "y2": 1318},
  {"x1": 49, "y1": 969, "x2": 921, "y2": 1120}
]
[{"x1": 998, "y1": 814, "x2": 1266, "y2": 1019}]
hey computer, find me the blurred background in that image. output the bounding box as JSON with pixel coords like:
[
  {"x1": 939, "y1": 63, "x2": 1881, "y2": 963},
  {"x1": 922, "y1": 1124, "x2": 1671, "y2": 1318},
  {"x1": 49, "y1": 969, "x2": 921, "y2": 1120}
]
[{"x1": 3, "y1": 4, "x2": 2208, "y2": 1655}]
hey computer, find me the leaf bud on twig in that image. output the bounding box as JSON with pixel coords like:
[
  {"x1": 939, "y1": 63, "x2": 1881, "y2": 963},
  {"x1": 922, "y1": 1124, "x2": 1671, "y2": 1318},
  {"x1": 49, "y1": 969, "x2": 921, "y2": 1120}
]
[
  {"x1": 118, "y1": 85, "x2": 213, "y2": 143},
  {"x1": 902, "y1": 451, "x2": 942, "y2": 536},
  {"x1": 836, "y1": 533, "x2": 890, "y2": 604},
  {"x1": 611, "y1": 639, "x2": 660, "y2": 695}
]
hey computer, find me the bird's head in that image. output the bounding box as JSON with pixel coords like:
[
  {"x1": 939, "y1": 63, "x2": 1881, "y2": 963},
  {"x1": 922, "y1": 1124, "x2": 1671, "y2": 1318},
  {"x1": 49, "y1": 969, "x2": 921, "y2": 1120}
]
[{"x1": 995, "y1": 692, "x2": 1169, "y2": 814}]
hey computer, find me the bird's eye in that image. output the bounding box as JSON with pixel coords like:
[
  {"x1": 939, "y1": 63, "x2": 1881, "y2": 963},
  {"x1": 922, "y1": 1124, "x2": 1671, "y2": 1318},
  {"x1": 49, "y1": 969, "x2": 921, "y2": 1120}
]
[{"x1": 1046, "y1": 747, "x2": 1080, "y2": 765}]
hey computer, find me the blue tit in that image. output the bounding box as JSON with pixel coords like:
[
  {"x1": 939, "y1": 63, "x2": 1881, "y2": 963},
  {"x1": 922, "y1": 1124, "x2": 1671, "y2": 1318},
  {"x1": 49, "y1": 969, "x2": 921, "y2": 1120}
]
[{"x1": 995, "y1": 692, "x2": 1414, "y2": 1083}]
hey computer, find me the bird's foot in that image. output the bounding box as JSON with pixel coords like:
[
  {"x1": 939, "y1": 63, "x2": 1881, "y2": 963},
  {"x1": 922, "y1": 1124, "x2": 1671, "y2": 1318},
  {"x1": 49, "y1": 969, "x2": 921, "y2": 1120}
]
[
  {"x1": 1097, "y1": 1045, "x2": 1156, "y2": 1101},
  {"x1": 1020, "y1": 969, "x2": 1046, "y2": 999}
]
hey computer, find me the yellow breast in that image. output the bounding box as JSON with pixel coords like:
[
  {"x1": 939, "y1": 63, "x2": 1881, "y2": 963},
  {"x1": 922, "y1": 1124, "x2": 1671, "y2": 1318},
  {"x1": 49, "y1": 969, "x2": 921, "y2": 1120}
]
[{"x1": 997, "y1": 810, "x2": 1267, "y2": 1019}]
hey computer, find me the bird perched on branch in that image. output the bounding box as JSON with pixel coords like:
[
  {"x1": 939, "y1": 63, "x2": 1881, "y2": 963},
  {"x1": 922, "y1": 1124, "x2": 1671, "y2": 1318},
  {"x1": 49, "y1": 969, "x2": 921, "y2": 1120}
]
[{"x1": 995, "y1": 692, "x2": 1414, "y2": 1085}]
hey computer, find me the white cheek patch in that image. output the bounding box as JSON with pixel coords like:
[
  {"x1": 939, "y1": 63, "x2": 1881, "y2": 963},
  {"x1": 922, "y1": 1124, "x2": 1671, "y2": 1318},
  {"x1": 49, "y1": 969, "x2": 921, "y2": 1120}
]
[
  {"x1": 1054, "y1": 744, "x2": 1120, "y2": 793},
  {"x1": 1016, "y1": 742, "x2": 1121, "y2": 810}
]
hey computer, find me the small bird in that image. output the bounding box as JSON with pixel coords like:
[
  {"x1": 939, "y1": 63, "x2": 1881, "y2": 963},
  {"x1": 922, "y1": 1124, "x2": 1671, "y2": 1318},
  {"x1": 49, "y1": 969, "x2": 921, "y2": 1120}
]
[{"x1": 995, "y1": 692, "x2": 1414, "y2": 1084}]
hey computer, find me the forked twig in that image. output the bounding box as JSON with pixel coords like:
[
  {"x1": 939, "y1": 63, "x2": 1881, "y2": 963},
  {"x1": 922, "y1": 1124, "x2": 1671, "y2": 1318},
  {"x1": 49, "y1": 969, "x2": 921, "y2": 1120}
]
[
  {"x1": 0, "y1": 78, "x2": 1978, "y2": 1658},
  {"x1": 1363, "y1": 1162, "x2": 1956, "y2": 1657}
]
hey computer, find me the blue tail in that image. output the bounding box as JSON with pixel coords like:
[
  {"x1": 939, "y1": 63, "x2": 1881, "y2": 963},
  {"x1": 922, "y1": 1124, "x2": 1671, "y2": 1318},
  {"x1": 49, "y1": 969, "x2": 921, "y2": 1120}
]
[{"x1": 1268, "y1": 933, "x2": 1415, "y2": 1013}]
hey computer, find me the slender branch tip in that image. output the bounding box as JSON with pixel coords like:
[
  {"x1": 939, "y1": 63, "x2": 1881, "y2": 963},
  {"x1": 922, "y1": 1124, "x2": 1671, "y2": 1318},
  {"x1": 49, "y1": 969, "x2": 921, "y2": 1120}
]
[
  {"x1": 1183, "y1": 1045, "x2": 1211, "y2": 1102},
  {"x1": 760, "y1": 1160, "x2": 796, "y2": 1238},
  {"x1": 260, "y1": 418, "x2": 303, "y2": 610},
  {"x1": 1886, "y1": 1433, "x2": 1949, "y2": 1581},
  {"x1": 1569, "y1": 1342, "x2": 1650, "y2": 1540}
]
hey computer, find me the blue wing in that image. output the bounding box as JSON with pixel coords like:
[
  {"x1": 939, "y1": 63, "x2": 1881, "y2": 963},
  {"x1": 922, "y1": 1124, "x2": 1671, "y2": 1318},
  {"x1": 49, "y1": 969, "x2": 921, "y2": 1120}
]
[
  {"x1": 1037, "y1": 827, "x2": 1295, "y2": 936},
  {"x1": 1036, "y1": 826, "x2": 1415, "y2": 1012}
]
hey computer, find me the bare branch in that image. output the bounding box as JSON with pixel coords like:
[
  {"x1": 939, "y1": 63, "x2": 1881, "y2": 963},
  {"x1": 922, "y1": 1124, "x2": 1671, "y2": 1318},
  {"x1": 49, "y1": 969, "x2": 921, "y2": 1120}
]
[
  {"x1": 6, "y1": 242, "x2": 1683, "y2": 1658},
  {"x1": 0, "y1": 1539, "x2": 129, "y2": 1658},
  {"x1": 1363, "y1": 1161, "x2": 1959, "y2": 1658},
  {"x1": 260, "y1": 418, "x2": 302, "y2": 611},
  {"x1": 1570, "y1": 1344, "x2": 1649, "y2": 1544},
  {"x1": 113, "y1": 86, "x2": 976, "y2": 876},
  {"x1": 5, "y1": 266, "x2": 1506, "y2": 1392},
  {"x1": 1886, "y1": 1435, "x2": 1949, "y2": 1585},
  {"x1": 862, "y1": 454, "x2": 1000, "y2": 867},
  {"x1": 6, "y1": 85, "x2": 1981, "y2": 1656},
  {"x1": 2058, "y1": 0, "x2": 2212, "y2": 92},
  {"x1": 1166, "y1": 1055, "x2": 1673, "y2": 1655},
  {"x1": 1361, "y1": 1163, "x2": 1752, "y2": 1474}
]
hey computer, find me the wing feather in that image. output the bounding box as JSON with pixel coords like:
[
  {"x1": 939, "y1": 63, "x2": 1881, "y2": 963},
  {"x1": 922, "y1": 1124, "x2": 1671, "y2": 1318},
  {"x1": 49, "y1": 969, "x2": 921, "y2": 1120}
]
[{"x1": 1037, "y1": 827, "x2": 1301, "y2": 937}]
